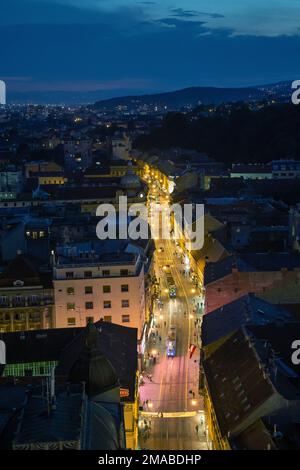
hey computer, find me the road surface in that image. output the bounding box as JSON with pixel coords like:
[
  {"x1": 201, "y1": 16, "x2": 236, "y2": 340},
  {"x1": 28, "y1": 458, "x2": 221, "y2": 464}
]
[{"x1": 139, "y1": 195, "x2": 209, "y2": 450}]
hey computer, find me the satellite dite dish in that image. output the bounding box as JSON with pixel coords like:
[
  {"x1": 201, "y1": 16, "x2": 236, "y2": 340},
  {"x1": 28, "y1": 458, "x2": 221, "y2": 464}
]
[{"x1": 0, "y1": 80, "x2": 6, "y2": 105}]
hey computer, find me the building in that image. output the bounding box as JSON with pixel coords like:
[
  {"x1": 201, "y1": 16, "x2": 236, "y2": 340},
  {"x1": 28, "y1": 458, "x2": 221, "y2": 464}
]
[
  {"x1": 0, "y1": 321, "x2": 138, "y2": 449},
  {"x1": 202, "y1": 324, "x2": 300, "y2": 450},
  {"x1": 204, "y1": 253, "x2": 300, "y2": 313},
  {"x1": 272, "y1": 160, "x2": 300, "y2": 179},
  {"x1": 231, "y1": 164, "x2": 272, "y2": 180},
  {"x1": 35, "y1": 172, "x2": 67, "y2": 186},
  {"x1": 0, "y1": 80, "x2": 6, "y2": 105},
  {"x1": 53, "y1": 246, "x2": 146, "y2": 341},
  {"x1": 289, "y1": 204, "x2": 300, "y2": 252},
  {"x1": 112, "y1": 133, "x2": 132, "y2": 161},
  {"x1": 0, "y1": 323, "x2": 129, "y2": 449},
  {"x1": 24, "y1": 161, "x2": 63, "y2": 179},
  {"x1": 0, "y1": 254, "x2": 53, "y2": 332},
  {"x1": 0, "y1": 166, "x2": 23, "y2": 200},
  {"x1": 201, "y1": 294, "x2": 293, "y2": 357},
  {"x1": 64, "y1": 140, "x2": 92, "y2": 172},
  {"x1": 0, "y1": 215, "x2": 51, "y2": 262}
]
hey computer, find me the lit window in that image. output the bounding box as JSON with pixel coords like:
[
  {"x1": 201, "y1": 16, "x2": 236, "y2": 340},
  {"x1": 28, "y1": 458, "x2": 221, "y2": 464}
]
[{"x1": 67, "y1": 317, "x2": 76, "y2": 326}]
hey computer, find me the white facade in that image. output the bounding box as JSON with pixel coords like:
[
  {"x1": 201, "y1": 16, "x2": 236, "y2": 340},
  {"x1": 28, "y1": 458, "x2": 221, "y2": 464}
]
[
  {"x1": 0, "y1": 80, "x2": 6, "y2": 105},
  {"x1": 112, "y1": 134, "x2": 132, "y2": 161},
  {"x1": 53, "y1": 256, "x2": 145, "y2": 338}
]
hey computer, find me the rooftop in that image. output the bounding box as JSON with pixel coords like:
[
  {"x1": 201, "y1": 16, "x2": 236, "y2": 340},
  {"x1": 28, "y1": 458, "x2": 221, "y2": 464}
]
[{"x1": 201, "y1": 294, "x2": 293, "y2": 348}]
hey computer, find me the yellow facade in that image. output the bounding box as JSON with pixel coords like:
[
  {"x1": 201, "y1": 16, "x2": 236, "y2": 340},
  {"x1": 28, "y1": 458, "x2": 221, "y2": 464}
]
[
  {"x1": 204, "y1": 385, "x2": 231, "y2": 450},
  {"x1": 123, "y1": 371, "x2": 139, "y2": 449},
  {"x1": 38, "y1": 175, "x2": 67, "y2": 185}
]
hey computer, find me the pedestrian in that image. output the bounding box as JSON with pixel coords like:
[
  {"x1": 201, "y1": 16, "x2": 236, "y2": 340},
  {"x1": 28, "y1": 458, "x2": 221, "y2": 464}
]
[
  {"x1": 159, "y1": 336, "x2": 161, "y2": 342},
  {"x1": 195, "y1": 425, "x2": 199, "y2": 435}
]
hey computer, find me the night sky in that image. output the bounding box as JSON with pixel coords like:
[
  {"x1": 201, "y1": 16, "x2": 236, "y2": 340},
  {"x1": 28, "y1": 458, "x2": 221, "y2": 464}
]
[{"x1": 1, "y1": 0, "x2": 300, "y2": 98}]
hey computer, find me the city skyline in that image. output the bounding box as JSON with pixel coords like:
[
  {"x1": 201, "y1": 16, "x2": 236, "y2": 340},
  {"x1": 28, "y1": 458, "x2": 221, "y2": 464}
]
[{"x1": 1, "y1": 0, "x2": 300, "y2": 102}]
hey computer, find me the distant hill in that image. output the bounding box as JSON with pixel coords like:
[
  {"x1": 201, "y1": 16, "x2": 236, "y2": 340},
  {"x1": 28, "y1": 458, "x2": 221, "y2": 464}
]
[{"x1": 94, "y1": 82, "x2": 292, "y2": 111}]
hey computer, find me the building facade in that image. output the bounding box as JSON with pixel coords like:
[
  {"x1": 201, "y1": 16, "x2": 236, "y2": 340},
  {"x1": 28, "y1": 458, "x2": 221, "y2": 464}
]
[{"x1": 53, "y1": 251, "x2": 146, "y2": 339}]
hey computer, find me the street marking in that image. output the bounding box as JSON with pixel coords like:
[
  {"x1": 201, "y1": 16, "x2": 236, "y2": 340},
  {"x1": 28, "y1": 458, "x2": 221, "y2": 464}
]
[{"x1": 141, "y1": 411, "x2": 198, "y2": 418}]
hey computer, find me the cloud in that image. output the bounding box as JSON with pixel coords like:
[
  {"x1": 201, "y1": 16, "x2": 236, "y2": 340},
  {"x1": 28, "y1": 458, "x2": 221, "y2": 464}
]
[
  {"x1": 171, "y1": 8, "x2": 224, "y2": 19},
  {"x1": 1, "y1": 0, "x2": 300, "y2": 97}
]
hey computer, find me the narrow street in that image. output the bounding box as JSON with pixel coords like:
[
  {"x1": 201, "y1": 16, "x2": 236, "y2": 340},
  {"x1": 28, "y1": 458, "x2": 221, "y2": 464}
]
[{"x1": 138, "y1": 186, "x2": 210, "y2": 450}]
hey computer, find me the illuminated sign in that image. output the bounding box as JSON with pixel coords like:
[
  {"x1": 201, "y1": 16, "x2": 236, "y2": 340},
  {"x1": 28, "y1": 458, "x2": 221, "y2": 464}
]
[{"x1": 120, "y1": 388, "x2": 130, "y2": 398}]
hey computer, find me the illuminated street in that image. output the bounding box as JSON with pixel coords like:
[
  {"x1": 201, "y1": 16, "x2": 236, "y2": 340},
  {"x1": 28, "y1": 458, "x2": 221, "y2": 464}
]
[{"x1": 139, "y1": 174, "x2": 210, "y2": 450}]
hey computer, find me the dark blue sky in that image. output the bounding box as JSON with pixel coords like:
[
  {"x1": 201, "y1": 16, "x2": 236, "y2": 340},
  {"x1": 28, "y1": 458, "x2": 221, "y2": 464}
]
[{"x1": 1, "y1": 0, "x2": 300, "y2": 97}]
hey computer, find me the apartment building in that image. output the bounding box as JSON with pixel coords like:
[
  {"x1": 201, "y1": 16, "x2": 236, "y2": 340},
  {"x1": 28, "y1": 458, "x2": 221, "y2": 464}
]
[
  {"x1": 0, "y1": 254, "x2": 54, "y2": 333},
  {"x1": 53, "y1": 248, "x2": 145, "y2": 339}
]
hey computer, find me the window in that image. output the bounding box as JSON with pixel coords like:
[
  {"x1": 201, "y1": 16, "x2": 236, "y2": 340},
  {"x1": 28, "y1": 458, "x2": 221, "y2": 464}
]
[
  {"x1": 67, "y1": 317, "x2": 76, "y2": 326},
  {"x1": 120, "y1": 269, "x2": 129, "y2": 276},
  {"x1": 66, "y1": 272, "x2": 74, "y2": 279},
  {"x1": 86, "y1": 316, "x2": 94, "y2": 324},
  {"x1": 85, "y1": 286, "x2": 93, "y2": 294},
  {"x1": 67, "y1": 287, "x2": 75, "y2": 295},
  {"x1": 85, "y1": 302, "x2": 94, "y2": 310},
  {"x1": 122, "y1": 299, "x2": 129, "y2": 308},
  {"x1": 121, "y1": 284, "x2": 129, "y2": 292},
  {"x1": 102, "y1": 270, "x2": 110, "y2": 277},
  {"x1": 104, "y1": 315, "x2": 112, "y2": 322},
  {"x1": 84, "y1": 271, "x2": 92, "y2": 278},
  {"x1": 67, "y1": 303, "x2": 75, "y2": 310},
  {"x1": 14, "y1": 313, "x2": 25, "y2": 321},
  {"x1": 103, "y1": 285, "x2": 111, "y2": 293},
  {"x1": 122, "y1": 314, "x2": 130, "y2": 323},
  {"x1": 103, "y1": 301, "x2": 111, "y2": 309}
]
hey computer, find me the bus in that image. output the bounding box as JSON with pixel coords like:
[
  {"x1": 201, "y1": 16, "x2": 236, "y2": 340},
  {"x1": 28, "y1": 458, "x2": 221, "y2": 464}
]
[
  {"x1": 166, "y1": 275, "x2": 177, "y2": 298},
  {"x1": 166, "y1": 326, "x2": 177, "y2": 357}
]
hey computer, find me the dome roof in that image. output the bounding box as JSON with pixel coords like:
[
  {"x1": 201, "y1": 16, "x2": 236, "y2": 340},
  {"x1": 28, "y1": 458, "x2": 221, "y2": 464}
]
[
  {"x1": 60, "y1": 322, "x2": 119, "y2": 397},
  {"x1": 120, "y1": 165, "x2": 141, "y2": 190}
]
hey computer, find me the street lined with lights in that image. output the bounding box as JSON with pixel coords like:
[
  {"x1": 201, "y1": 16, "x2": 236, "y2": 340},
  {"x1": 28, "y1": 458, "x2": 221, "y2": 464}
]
[{"x1": 138, "y1": 166, "x2": 210, "y2": 450}]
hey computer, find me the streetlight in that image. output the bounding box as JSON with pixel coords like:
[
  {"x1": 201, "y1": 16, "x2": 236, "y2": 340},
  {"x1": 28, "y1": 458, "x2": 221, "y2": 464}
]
[{"x1": 192, "y1": 399, "x2": 197, "y2": 407}]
